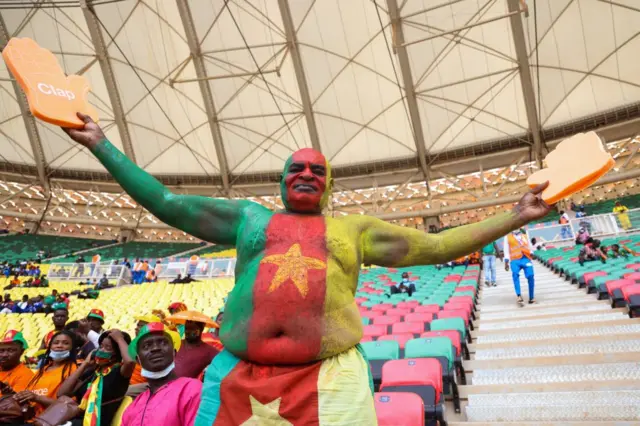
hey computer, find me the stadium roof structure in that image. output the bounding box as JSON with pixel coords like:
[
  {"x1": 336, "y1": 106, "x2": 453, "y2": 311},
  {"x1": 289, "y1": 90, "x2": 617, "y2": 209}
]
[{"x1": 1, "y1": 0, "x2": 640, "y2": 241}]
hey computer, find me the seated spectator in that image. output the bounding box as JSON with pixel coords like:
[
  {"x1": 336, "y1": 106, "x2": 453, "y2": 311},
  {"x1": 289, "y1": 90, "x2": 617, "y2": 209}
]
[
  {"x1": 609, "y1": 243, "x2": 634, "y2": 259},
  {"x1": 168, "y1": 312, "x2": 220, "y2": 379},
  {"x1": 389, "y1": 272, "x2": 416, "y2": 297},
  {"x1": 168, "y1": 302, "x2": 188, "y2": 338},
  {"x1": 14, "y1": 294, "x2": 31, "y2": 313},
  {"x1": 86, "y1": 309, "x2": 106, "y2": 347},
  {"x1": 126, "y1": 314, "x2": 162, "y2": 397},
  {"x1": 3, "y1": 275, "x2": 21, "y2": 290},
  {"x1": 170, "y1": 274, "x2": 183, "y2": 284},
  {"x1": 531, "y1": 237, "x2": 546, "y2": 252},
  {"x1": 145, "y1": 269, "x2": 157, "y2": 283},
  {"x1": 575, "y1": 227, "x2": 590, "y2": 245},
  {"x1": 122, "y1": 323, "x2": 201, "y2": 426},
  {"x1": 0, "y1": 330, "x2": 34, "y2": 396},
  {"x1": 78, "y1": 278, "x2": 92, "y2": 286},
  {"x1": 40, "y1": 307, "x2": 69, "y2": 350},
  {"x1": 65, "y1": 321, "x2": 96, "y2": 361},
  {"x1": 31, "y1": 295, "x2": 44, "y2": 313},
  {"x1": 78, "y1": 288, "x2": 100, "y2": 300},
  {"x1": 579, "y1": 239, "x2": 607, "y2": 266},
  {"x1": 16, "y1": 330, "x2": 79, "y2": 416},
  {"x1": 181, "y1": 274, "x2": 199, "y2": 284},
  {"x1": 96, "y1": 274, "x2": 114, "y2": 290},
  {"x1": 0, "y1": 293, "x2": 12, "y2": 313},
  {"x1": 58, "y1": 330, "x2": 134, "y2": 426}
]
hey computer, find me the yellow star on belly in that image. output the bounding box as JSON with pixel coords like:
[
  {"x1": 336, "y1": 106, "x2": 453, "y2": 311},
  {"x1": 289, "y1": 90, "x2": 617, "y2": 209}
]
[
  {"x1": 240, "y1": 396, "x2": 293, "y2": 426},
  {"x1": 260, "y1": 243, "x2": 326, "y2": 298}
]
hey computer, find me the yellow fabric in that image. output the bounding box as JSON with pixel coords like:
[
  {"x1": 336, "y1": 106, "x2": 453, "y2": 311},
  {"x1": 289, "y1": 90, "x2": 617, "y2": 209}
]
[
  {"x1": 110, "y1": 396, "x2": 132, "y2": 426},
  {"x1": 614, "y1": 205, "x2": 631, "y2": 229},
  {"x1": 317, "y1": 346, "x2": 377, "y2": 426}
]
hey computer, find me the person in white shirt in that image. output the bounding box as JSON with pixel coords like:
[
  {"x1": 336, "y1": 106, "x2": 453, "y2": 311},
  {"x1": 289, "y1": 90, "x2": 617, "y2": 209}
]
[{"x1": 503, "y1": 229, "x2": 536, "y2": 306}]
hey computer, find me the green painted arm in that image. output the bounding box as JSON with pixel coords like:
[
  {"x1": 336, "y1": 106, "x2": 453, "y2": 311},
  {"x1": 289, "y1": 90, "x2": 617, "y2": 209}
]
[
  {"x1": 91, "y1": 139, "x2": 254, "y2": 245},
  {"x1": 359, "y1": 211, "x2": 524, "y2": 267}
]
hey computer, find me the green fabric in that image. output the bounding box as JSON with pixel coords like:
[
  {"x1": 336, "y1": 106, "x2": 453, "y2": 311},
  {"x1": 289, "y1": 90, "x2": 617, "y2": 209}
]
[
  {"x1": 482, "y1": 242, "x2": 496, "y2": 255},
  {"x1": 355, "y1": 344, "x2": 375, "y2": 396}
]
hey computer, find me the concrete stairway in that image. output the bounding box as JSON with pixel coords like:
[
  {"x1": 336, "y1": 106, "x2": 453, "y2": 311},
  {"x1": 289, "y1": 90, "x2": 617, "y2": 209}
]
[{"x1": 448, "y1": 259, "x2": 640, "y2": 425}]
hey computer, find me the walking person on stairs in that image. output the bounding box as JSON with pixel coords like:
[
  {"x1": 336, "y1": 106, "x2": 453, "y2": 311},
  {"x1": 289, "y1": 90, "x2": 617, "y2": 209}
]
[
  {"x1": 482, "y1": 240, "x2": 501, "y2": 287},
  {"x1": 504, "y1": 229, "x2": 536, "y2": 306}
]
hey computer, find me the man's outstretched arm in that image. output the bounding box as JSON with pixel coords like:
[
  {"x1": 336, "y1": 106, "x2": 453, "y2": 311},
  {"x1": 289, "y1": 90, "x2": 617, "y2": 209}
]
[
  {"x1": 361, "y1": 184, "x2": 552, "y2": 267},
  {"x1": 63, "y1": 113, "x2": 251, "y2": 245}
]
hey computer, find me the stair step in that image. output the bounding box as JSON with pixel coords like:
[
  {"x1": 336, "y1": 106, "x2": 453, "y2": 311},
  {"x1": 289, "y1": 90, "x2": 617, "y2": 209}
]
[
  {"x1": 474, "y1": 339, "x2": 640, "y2": 360},
  {"x1": 476, "y1": 324, "x2": 640, "y2": 344},
  {"x1": 472, "y1": 363, "x2": 640, "y2": 385},
  {"x1": 465, "y1": 391, "x2": 640, "y2": 421},
  {"x1": 478, "y1": 312, "x2": 626, "y2": 331},
  {"x1": 479, "y1": 304, "x2": 610, "y2": 321},
  {"x1": 479, "y1": 297, "x2": 595, "y2": 311}
]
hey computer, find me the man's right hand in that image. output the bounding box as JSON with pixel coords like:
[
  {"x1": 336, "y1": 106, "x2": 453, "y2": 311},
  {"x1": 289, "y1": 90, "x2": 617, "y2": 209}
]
[
  {"x1": 61, "y1": 112, "x2": 106, "y2": 149},
  {"x1": 505, "y1": 260, "x2": 510, "y2": 272}
]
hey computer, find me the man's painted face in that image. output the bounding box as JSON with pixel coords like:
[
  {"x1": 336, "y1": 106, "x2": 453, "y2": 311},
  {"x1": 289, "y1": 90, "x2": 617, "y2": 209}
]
[{"x1": 280, "y1": 148, "x2": 332, "y2": 213}]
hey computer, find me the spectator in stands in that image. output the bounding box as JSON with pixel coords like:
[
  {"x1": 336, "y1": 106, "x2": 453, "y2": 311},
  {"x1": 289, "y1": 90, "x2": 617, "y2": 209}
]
[
  {"x1": 170, "y1": 274, "x2": 183, "y2": 284},
  {"x1": 609, "y1": 243, "x2": 634, "y2": 259},
  {"x1": 122, "y1": 323, "x2": 201, "y2": 426},
  {"x1": 40, "y1": 273, "x2": 49, "y2": 287},
  {"x1": 0, "y1": 330, "x2": 33, "y2": 396},
  {"x1": 390, "y1": 272, "x2": 415, "y2": 297},
  {"x1": 126, "y1": 314, "x2": 162, "y2": 398},
  {"x1": 17, "y1": 330, "x2": 78, "y2": 416},
  {"x1": 168, "y1": 302, "x2": 188, "y2": 338},
  {"x1": 40, "y1": 307, "x2": 69, "y2": 350},
  {"x1": 86, "y1": 309, "x2": 106, "y2": 348},
  {"x1": 531, "y1": 237, "x2": 546, "y2": 252},
  {"x1": 78, "y1": 287, "x2": 100, "y2": 300},
  {"x1": 482, "y1": 240, "x2": 501, "y2": 287},
  {"x1": 15, "y1": 294, "x2": 31, "y2": 313},
  {"x1": 122, "y1": 258, "x2": 132, "y2": 269},
  {"x1": 32, "y1": 295, "x2": 44, "y2": 313},
  {"x1": 145, "y1": 268, "x2": 157, "y2": 283},
  {"x1": 504, "y1": 228, "x2": 536, "y2": 305},
  {"x1": 559, "y1": 210, "x2": 571, "y2": 239},
  {"x1": 576, "y1": 205, "x2": 591, "y2": 233},
  {"x1": 65, "y1": 320, "x2": 96, "y2": 360},
  {"x1": 171, "y1": 314, "x2": 219, "y2": 379},
  {"x1": 3, "y1": 275, "x2": 20, "y2": 290},
  {"x1": 58, "y1": 330, "x2": 134, "y2": 426},
  {"x1": 78, "y1": 278, "x2": 91, "y2": 286},
  {"x1": 96, "y1": 274, "x2": 114, "y2": 290},
  {"x1": 579, "y1": 239, "x2": 607, "y2": 266},
  {"x1": 0, "y1": 293, "x2": 12, "y2": 313},
  {"x1": 613, "y1": 201, "x2": 632, "y2": 230},
  {"x1": 575, "y1": 227, "x2": 590, "y2": 245}
]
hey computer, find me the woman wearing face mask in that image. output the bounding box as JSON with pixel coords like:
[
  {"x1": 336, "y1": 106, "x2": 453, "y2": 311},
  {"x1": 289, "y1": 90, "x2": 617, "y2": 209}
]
[
  {"x1": 14, "y1": 330, "x2": 78, "y2": 415},
  {"x1": 56, "y1": 329, "x2": 134, "y2": 426}
]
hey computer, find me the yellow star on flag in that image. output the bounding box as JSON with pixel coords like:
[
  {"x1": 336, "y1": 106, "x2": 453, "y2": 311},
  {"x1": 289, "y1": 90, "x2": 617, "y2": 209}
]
[
  {"x1": 260, "y1": 243, "x2": 326, "y2": 298},
  {"x1": 240, "y1": 396, "x2": 293, "y2": 426}
]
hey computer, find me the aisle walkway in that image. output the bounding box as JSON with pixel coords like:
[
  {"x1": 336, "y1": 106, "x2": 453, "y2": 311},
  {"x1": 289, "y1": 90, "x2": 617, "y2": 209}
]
[{"x1": 450, "y1": 259, "x2": 640, "y2": 425}]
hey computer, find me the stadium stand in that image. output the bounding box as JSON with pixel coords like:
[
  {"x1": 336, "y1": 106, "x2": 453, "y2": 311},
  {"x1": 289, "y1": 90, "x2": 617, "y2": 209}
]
[
  {"x1": 0, "y1": 234, "x2": 110, "y2": 263},
  {"x1": 83, "y1": 241, "x2": 201, "y2": 261}
]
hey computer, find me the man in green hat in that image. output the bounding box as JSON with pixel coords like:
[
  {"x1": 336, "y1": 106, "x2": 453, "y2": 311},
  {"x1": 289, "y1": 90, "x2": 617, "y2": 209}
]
[
  {"x1": 0, "y1": 330, "x2": 33, "y2": 395},
  {"x1": 123, "y1": 323, "x2": 201, "y2": 426}
]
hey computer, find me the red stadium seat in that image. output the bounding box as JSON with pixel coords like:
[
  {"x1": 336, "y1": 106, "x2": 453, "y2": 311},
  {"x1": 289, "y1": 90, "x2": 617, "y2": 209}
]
[
  {"x1": 380, "y1": 358, "x2": 445, "y2": 423},
  {"x1": 623, "y1": 284, "x2": 640, "y2": 302},
  {"x1": 385, "y1": 308, "x2": 411, "y2": 317},
  {"x1": 626, "y1": 263, "x2": 640, "y2": 271},
  {"x1": 374, "y1": 392, "x2": 424, "y2": 426},
  {"x1": 404, "y1": 312, "x2": 434, "y2": 324},
  {"x1": 373, "y1": 315, "x2": 402, "y2": 326},
  {"x1": 355, "y1": 297, "x2": 368, "y2": 304},
  {"x1": 396, "y1": 300, "x2": 420, "y2": 310},
  {"x1": 605, "y1": 279, "x2": 635, "y2": 307},
  {"x1": 443, "y1": 274, "x2": 462, "y2": 283},
  {"x1": 455, "y1": 286, "x2": 475, "y2": 293},
  {"x1": 372, "y1": 303, "x2": 393, "y2": 313},
  {"x1": 582, "y1": 271, "x2": 607, "y2": 288},
  {"x1": 448, "y1": 295, "x2": 473, "y2": 306},
  {"x1": 414, "y1": 304, "x2": 440, "y2": 315},
  {"x1": 443, "y1": 302, "x2": 472, "y2": 319},
  {"x1": 623, "y1": 272, "x2": 640, "y2": 282},
  {"x1": 623, "y1": 285, "x2": 640, "y2": 318},
  {"x1": 391, "y1": 321, "x2": 425, "y2": 336},
  {"x1": 360, "y1": 336, "x2": 373, "y2": 343},
  {"x1": 377, "y1": 333, "x2": 414, "y2": 350},
  {"x1": 364, "y1": 325, "x2": 388, "y2": 339},
  {"x1": 361, "y1": 311, "x2": 384, "y2": 320}
]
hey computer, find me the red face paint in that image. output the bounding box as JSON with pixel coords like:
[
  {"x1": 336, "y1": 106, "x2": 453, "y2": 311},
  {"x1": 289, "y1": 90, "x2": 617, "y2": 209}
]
[{"x1": 281, "y1": 149, "x2": 329, "y2": 213}]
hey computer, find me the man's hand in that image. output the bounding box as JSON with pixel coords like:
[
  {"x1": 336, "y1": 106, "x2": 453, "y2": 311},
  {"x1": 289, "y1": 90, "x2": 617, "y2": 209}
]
[
  {"x1": 513, "y1": 182, "x2": 553, "y2": 224},
  {"x1": 505, "y1": 260, "x2": 510, "y2": 272},
  {"x1": 61, "y1": 113, "x2": 105, "y2": 149},
  {"x1": 108, "y1": 329, "x2": 124, "y2": 343},
  {"x1": 78, "y1": 318, "x2": 90, "y2": 336},
  {"x1": 14, "y1": 390, "x2": 35, "y2": 404}
]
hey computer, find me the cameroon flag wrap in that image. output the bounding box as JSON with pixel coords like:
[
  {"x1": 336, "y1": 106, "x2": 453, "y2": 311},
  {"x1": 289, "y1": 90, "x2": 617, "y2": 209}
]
[
  {"x1": 196, "y1": 213, "x2": 376, "y2": 424},
  {"x1": 195, "y1": 346, "x2": 376, "y2": 425}
]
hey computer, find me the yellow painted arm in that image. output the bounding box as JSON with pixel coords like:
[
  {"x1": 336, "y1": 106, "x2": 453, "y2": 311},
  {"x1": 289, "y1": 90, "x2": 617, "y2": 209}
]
[{"x1": 359, "y1": 211, "x2": 524, "y2": 267}]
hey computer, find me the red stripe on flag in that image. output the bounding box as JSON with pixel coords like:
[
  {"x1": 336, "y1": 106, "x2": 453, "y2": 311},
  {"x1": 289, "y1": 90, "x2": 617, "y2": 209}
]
[
  {"x1": 247, "y1": 214, "x2": 327, "y2": 364},
  {"x1": 214, "y1": 360, "x2": 321, "y2": 425}
]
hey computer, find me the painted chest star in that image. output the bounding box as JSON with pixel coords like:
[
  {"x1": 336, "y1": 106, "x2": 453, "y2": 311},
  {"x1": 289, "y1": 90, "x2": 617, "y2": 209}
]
[{"x1": 260, "y1": 243, "x2": 326, "y2": 298}]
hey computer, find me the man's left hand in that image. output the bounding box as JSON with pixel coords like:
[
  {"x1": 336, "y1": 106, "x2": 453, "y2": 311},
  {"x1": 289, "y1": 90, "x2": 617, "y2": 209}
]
[{"x1": 513, "y1": 182, "x2": 553, "y2": 224}]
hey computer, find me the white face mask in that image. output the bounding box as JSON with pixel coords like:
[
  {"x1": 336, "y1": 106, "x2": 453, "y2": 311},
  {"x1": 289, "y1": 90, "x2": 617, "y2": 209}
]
[
  {"x1": 49, "y1": 350, "x2": 70, "y2": 361},
  {"x1": 141, "y1": 361, "x2": 175, "y2": 379}
]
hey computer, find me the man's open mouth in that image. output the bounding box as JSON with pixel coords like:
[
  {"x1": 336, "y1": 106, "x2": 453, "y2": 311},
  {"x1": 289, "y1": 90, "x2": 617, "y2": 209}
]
[{"x1": 293, "y1": 183, "x2": 317, "y2": 193}]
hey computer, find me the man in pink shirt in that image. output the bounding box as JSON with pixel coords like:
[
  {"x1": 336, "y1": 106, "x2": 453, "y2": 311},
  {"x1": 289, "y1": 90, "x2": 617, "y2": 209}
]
[{"x1": 122, "y1": 323, "x2": 202, "y2": 426}]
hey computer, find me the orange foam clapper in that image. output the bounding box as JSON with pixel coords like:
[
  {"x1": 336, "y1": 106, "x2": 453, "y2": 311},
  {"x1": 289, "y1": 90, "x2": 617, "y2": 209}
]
[
  {"x1": 2, "y1": 37, "x2": 98, "y2": 128},
  {"x1": 526, "y1": 131, "x2": 615, "y2": 205}
]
